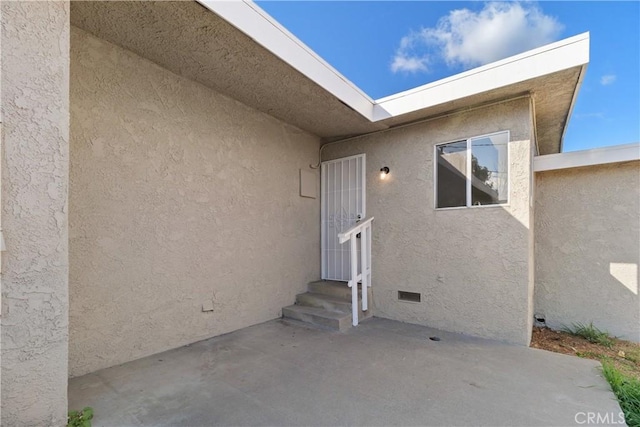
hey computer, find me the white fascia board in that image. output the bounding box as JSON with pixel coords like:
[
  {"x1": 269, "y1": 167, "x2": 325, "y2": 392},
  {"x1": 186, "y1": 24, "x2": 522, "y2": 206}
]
[
  {"x1": 372, "y1": 33, "x2": 590, "y2": 121},
  {"x1": 534, "y1": 143, "x2": 640, "y2": 172},
  {"x1": 197, "y1": 0, "x2": 375, "y2": 119}
]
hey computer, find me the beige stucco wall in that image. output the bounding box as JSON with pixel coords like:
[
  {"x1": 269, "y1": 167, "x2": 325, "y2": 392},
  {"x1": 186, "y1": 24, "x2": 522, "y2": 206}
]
[
  {"x1": 1, "y1": 1, "x2": 70, "y2": 425},
  {"x1": 323, "y1": 98, "x2": 534, "y2": 345},
  {"x1": 535, "y1": 161, "x2": 640, "y2": 342},
  {"x1": 69, "y1": 28, "x2": 321, "y2": 376}
]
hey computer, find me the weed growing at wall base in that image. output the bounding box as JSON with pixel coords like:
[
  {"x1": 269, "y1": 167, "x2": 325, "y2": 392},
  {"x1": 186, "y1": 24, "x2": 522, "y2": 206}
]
[
  {"x1": 562, "y1": 322, "x2": 615, "y2": 348},
  {"x1": 67, "y1": 407, "x2": 93, "y2": 427}
]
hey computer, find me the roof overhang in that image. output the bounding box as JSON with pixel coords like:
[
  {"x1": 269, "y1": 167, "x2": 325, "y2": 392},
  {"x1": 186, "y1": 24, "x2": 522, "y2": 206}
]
[
  {"x1": 71, "y1": 0, "x2": 589, "y2": 154},
  {"x1": 534, "y1": 143, "x2": 640, "y2": 172}
]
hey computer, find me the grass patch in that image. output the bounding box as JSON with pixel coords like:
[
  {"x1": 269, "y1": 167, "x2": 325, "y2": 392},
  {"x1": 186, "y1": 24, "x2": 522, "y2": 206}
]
[
  {"x1": 602, "y1": 361, "x2": 640, "y2": 427},
  {"x1": 67, "y1": 407, "x2": 93, "y2": 427},
  {"x1": 562, "y1": 322, "x2": 615, "y2": 348}
]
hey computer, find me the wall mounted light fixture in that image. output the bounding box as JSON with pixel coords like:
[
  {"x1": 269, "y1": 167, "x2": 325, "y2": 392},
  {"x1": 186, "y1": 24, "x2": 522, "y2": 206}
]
[{"x1": 380, "y1": 167, "x2": 390, "y2": 180}]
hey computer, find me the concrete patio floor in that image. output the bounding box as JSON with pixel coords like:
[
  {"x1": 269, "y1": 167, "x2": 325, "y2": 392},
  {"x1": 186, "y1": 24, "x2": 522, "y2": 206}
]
[{"x1": 69, "y1": 318, "x2": 623, "y2": 426}]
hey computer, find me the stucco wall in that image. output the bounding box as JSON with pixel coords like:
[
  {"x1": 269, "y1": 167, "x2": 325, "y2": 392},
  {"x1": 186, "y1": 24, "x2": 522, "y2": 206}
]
[
  {"x1": 535, "y1": 161, "x2": 640, "y2": 342},
  {"x1": 69, "y1": 28, "x2": 321, "y2": 376},
  {"x1": 323, "y1": 98, "x2": 534, "y2": 345},
  {"x1": 1, "y1": 1, "x2": 70, "y2": 425}
]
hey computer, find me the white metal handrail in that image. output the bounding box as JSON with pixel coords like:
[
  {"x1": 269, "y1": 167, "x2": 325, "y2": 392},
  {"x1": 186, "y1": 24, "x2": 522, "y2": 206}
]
[{"x1": 338, "y1": 216, "x2": 374, "y2": 326}]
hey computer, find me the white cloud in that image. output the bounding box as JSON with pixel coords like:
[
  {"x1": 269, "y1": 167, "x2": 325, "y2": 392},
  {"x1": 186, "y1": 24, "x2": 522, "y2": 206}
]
[
  {"x1": 391, "y1": 2, "x2": 563, "y2": 73},
  {"x1": 391, "y1": 33, "x2": 430, "y2": 73},
  {"x1": 600, "y1": 74, "x2": 616, "y2": 86},
  {"x1": 391, "y1": 53, "x2": 429, "y2": 73}
]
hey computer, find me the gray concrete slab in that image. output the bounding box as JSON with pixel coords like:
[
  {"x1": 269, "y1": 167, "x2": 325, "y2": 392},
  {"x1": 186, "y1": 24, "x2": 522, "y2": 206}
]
[{"x1": 69, "y1": 318, "x2": 623, "y2": 427}]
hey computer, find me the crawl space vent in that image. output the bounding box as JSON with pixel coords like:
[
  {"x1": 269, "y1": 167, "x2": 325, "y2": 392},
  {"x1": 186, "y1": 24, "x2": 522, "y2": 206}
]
[{"x1": 398, "y1": 291, "x2": 421, "y2": 303}]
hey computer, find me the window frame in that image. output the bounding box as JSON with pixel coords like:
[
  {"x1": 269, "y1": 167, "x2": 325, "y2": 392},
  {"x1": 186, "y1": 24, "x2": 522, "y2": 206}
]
[{"x1": 433, "y1": 130, "x2": 511, "y2": 210}]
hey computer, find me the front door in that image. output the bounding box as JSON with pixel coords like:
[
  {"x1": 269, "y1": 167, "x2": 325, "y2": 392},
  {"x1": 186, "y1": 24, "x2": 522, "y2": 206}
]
[{"x1": 321, "y1": 154, "x2": 366, "y2": 281}]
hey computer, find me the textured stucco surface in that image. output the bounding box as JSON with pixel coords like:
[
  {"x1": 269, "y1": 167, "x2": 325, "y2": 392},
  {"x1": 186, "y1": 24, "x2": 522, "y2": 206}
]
[
  {"x1": 535, "y1": 161, "x2": 640, "y2": 342},
  {"x1": 70, "y1": 1, "x2": 384, "y2": 140},
  {"x1": 69, "y1": 27, "x2": 321, "y2": 377},
  {"x1": 1, "y1": 1, "x2": 70, "y2": 425},
  {"x1": 323, "y1": 98, "x2": 534, "y2": 345}
]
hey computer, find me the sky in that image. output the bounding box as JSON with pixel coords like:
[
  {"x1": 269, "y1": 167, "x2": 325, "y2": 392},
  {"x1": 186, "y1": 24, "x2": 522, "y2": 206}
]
[{"x1": 257, "y1": 1, "x2": 640, "y2": 152}]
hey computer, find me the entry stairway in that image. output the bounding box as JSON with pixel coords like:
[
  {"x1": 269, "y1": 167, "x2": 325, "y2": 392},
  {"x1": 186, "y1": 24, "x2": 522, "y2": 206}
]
[{"x1": 282, "y1": 280, "x2": 373, "y2": 332}]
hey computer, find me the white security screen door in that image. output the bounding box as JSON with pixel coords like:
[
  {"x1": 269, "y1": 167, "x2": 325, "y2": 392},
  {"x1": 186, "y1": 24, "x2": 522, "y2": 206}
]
[{"x1": 321, "y1": 154, "x2": 366, "y2": 281}]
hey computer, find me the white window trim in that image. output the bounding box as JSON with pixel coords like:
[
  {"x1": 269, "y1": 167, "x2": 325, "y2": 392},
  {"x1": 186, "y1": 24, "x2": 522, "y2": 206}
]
[{"x1": 434, "y1": 130, "x2": 511, "y2": 210}]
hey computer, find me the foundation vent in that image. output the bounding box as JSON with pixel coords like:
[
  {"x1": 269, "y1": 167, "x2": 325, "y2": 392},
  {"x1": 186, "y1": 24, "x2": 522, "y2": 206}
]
[
  {"x1": 534, "y1": 313, "x2": 546, "y2": 327},
  {"x1": 398, "y1": 291, "x2": 421, "y2": 303}
]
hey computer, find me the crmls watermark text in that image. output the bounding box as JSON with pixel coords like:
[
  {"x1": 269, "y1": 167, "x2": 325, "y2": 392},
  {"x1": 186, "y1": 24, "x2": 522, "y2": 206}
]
[{"x1": 575, "y1": 412, "x2": 625, "y2": 425}]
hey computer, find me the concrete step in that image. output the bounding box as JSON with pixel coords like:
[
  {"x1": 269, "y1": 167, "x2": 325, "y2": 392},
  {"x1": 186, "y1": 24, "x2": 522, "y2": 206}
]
[
  {"x1": 295, "y1": 292, "x2": 373, "y2": 322},
  {"x1": 282, "y1": 281, "x2": 373, "y2": 332},
  {"x1": 295, "y1": 292, "x2": 352, "y2": 313},
  {"x1": 308, "y1": 280, "x2": 363, "y2": 300},
  {"x1": 282, "y1": 305, "x2": 352, "y2": 332}
]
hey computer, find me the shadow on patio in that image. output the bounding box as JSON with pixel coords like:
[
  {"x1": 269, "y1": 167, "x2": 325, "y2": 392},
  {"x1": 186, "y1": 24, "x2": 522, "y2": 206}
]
[{"x1": 69, "y1": 318, "x2": 621, "y2": 426}]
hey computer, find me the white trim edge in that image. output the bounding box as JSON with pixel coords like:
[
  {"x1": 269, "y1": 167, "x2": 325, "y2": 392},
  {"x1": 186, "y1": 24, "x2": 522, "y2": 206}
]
[
  {"x1": 534, "y1": 143, "x2": 640, "y2": 172},
  {"x1": 373, "y1": 33, "x2": 589, "y2": 121},
  {"x1": 197, "y1": 0, "x2": 589, "y2": 127}
]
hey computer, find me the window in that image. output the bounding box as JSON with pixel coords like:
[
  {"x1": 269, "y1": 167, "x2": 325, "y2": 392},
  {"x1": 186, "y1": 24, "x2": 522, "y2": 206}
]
[{"x1": 435, "y1": 131, "x2": 509, "y2": 209}]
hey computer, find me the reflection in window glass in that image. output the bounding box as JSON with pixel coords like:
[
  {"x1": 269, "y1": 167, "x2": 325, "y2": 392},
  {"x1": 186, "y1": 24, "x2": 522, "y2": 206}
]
[
  {"x1": 436, "y1": 141, "x2": 467, "y2": 208},
  {"x1": 435, "y1": 131, "x2": 509, "y2": 209},
  {"x1": 470, "y1": 133, "x2": 508, "y2": 206}
]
